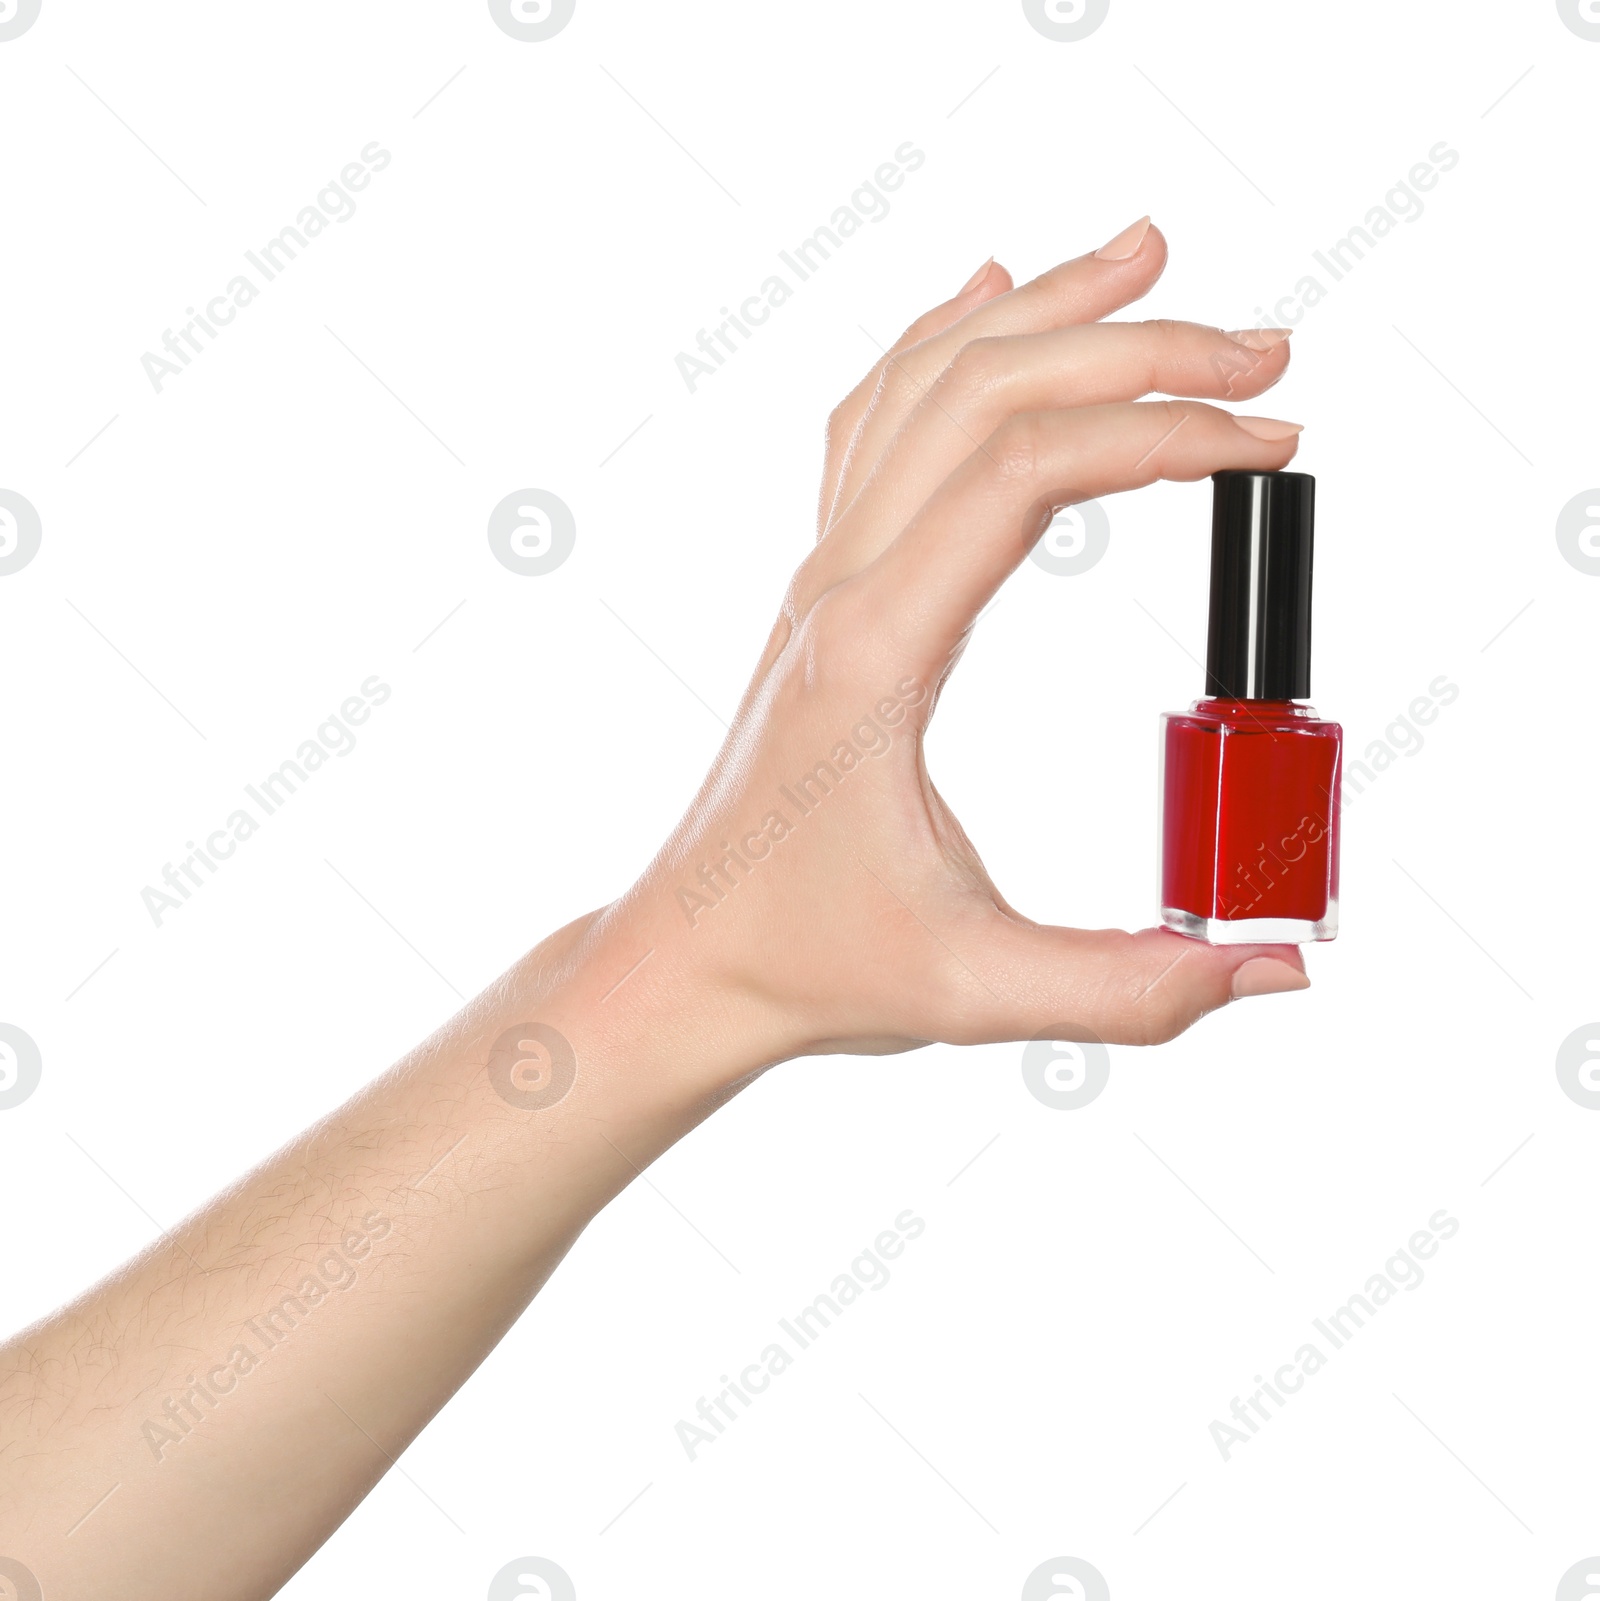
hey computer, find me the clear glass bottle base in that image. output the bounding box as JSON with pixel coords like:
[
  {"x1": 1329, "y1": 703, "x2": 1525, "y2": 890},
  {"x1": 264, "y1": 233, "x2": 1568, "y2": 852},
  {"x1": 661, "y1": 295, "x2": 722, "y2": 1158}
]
[{"x1": 1162, "y1": 902, "x2": 1339, "y2": 945}]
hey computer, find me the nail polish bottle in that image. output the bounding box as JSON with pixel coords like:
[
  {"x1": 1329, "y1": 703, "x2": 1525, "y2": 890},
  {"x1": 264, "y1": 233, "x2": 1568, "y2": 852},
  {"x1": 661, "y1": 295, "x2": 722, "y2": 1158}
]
[{"x1": 1160, "y1": 470, "x2": 1341, "y2": 943}]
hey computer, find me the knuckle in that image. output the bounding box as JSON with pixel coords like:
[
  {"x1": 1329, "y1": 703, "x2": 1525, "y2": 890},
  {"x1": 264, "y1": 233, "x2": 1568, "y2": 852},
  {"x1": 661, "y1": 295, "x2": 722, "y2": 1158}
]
[
  {"x1": 1139, "y1": 320, "x2": 1197, "y2": 390},
  {"x1": 939, "y1": 335, "x2": 1008, "y2": 399},
  {"x1": 1151, "y1": 396, "x2": 1214, "y2": 446},
  {"x1": 986, "y1": 410, "x2": 1047, "y2": 481},
  {"x1": 874, "y1": 355, "x2": 923, "y2": 411},
  {"x1": 1119, "y1": 1000, "x2": 1191, "y2": 1048},
  {"x1": 784, "y1": 548, "x2": 833, "y2": 618},
  {"x1": 1093, "y1": 935, "x2": 1207, "y2": 1046},
  {"x1": 937, "y1": 1013, "x2": 995, "y2": 1050},
  {"x1": 1092, "y1": 989, "x2": 1186, "y2": 1048},
  {"x1": 799, "y1": 581, "x2": 886, "y2": 687}
]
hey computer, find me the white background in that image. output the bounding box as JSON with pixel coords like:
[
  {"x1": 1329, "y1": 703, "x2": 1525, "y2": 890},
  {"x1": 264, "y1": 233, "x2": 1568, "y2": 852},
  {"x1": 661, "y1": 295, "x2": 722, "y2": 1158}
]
[{"x1": 2, "y1": 1, "x2": 1597, "y2": 1596}]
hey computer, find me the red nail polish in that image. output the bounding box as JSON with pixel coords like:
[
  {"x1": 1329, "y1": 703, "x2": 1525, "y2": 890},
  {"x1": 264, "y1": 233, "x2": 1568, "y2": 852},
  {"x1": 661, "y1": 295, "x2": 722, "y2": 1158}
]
[{"x1": 1160, "y1": 471, "x2": 1341, "y2": 943}]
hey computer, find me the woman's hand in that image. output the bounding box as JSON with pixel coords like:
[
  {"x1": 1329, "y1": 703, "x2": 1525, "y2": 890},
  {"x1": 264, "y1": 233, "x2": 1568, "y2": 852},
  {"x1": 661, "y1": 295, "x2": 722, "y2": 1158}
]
[
  {"x1": 584, "y1": 216, "x2": 1313, "y2": 1078},
  {"x1": 0, "y1": 216, "x2": 1322, "y2": 1601},
  {"x1": 0, "y1": 215, "x2": 1324, "y2": 1601}
]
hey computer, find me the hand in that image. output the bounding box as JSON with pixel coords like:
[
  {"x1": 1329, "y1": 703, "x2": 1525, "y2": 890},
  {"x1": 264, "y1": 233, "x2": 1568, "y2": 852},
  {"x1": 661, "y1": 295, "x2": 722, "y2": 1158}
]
[
  {"x1": 0, "y1": 217, "x2": 1318, "y2": 1601},
  {"x1": 591, "y1": 217, "x2": 1312, "y2": 1073}
]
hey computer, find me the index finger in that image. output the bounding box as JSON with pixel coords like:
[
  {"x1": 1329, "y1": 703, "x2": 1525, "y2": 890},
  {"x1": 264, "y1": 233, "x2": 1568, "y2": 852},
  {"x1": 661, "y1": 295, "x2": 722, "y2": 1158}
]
[{"x1": 829, "y1": 217, "x2": 1168, "y2": 525}]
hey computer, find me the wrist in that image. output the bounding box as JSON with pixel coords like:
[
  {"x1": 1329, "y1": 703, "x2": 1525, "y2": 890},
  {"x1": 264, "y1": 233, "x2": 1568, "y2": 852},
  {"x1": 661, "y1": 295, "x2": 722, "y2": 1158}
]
[{"x1": 500, "y1": 900, "x2": 780, "y2": 1118}]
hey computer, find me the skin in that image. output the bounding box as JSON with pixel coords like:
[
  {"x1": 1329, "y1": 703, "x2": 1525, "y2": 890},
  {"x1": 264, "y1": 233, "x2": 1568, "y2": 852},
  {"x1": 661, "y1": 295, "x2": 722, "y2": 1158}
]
[{"x1": 0, "y1": 218, "x2": 1312, "y2": 1600}]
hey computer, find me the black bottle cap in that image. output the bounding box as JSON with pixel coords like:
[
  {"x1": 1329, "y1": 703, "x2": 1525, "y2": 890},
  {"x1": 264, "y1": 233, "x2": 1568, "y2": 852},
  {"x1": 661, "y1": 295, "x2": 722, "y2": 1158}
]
[{"x1": 1204, "y1": 469, "x2": 1315, "y2": 700}]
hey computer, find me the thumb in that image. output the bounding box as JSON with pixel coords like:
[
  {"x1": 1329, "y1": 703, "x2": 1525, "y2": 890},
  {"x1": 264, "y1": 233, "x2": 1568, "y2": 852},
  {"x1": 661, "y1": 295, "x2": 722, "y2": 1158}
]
[{"x1": 982, "y1": 922, "x2": 1309, "y2": 1048}]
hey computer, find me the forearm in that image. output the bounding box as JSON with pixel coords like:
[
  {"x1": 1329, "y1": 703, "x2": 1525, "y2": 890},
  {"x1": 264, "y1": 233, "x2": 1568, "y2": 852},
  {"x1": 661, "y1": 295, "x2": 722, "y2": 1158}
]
[{"x1": 0, "y1": 909, "x2": 754, "y2": 1601}]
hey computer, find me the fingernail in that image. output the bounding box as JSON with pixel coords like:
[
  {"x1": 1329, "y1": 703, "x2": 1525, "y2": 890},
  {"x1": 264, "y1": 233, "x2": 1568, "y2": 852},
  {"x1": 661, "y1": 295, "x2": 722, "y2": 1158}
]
[
  {"x1": 1225, "y1": 327, "x2": 1292, "y2": 351},
  {"x1": 958, "y1": 256, "x2": 995, "y2": 294},
  {"x1": 1094, "y1": 215, "x2": 1152, "y2": 261},
  {"x1": 1230, "y1": 957, "x2": 1311, "y2": 999},
  {"x1": 1232, "y1": 415, "x2": 1304, "y2": 441}
]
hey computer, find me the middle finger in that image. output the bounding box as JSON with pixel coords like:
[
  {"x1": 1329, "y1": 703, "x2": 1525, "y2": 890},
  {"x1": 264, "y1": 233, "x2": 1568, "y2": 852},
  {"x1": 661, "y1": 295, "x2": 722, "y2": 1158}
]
[{"x1": 823, "y1": 318, "x2": 1292, "y2": 579}]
